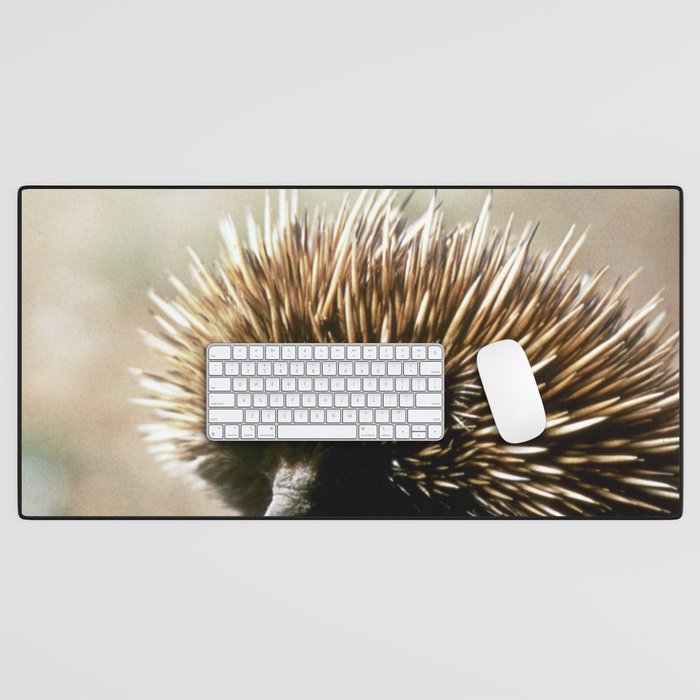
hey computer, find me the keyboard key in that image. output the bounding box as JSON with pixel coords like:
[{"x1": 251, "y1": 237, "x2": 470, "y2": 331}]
[
  {"x1": 249, "y1": 345, "x2": 264, "y2": 359},
  {"x1": 209, "y1": 345, "x2": 230, "y2": 360},
  {"x1": 294, "y1": 409, "x2": 309, "y2": 422},
  {"x1": 347, "y1": 346, "x2": 361, "y2": 359},
  {"x1": 408, "y1": 409, "x2": 442, "y2": 423},
  {"x1": 278, "y1": 409, "x2": 292, "y2": 423},
  {"x1": 367, "y1": 394, "x2": 381, "y2": 407},
  {"x1": 261, "y1": 410, "x2": 276, "y2": 423},
  {"x1": 257, "y1": 425, "x2": 275, "y2": 439},
  {"x1": 209, "y1": 425, "x2": 223, "y2": 439},
  {"x1": 342, "y1": 409, "x2": 357, "y2": 422},
  {"x1": 209, "y1": 394, "x2": 235, "y2": 407},
  {"x1": 233, "y1": 345, "x2": 247, "y2": 359},
  {"x1": 298, "y1": 346, "x2": 312, "y2": 359},
  {"x1": 428, "y1": 425, "x2": 443, "y2": 439},
  {"x1": 428, "y1": 377, "x2": 442, "y2": 391},
  {"x1": 233, "y1": 378, "x2": 247, "y2": 391},
  {"x1": 327, "y1": 409, "x2": 341, "y2": 422},
  {"x1": 314, "y1": 345, "x2": 329, "y2": 359},
  {"x1": 253, "y1": 394, "x2": 267, "y2": 407},
  {"x1": 379, "y1": 425, "x2": 394, "y2": 439},
  {"x1": 209, "y1": 409, "x2": 243, "y2": 423},
  {"x1": 225, "y1": 362, "x2": 239, "y2": 375},
  {"x1": 225, "y1": 425, "x2": 239, "y2": 439},
  {"x1": 310, "y1": 410, "x2": 325, "y2": 423},
  {"x1": 359, "y1": 410, "x2": 373, "y2": 423},
  {"x1": 412, "y1": 346, "x2": 426, "y2": 360},
  {"x1": 391, "y1": 410, "x2": 406, "y2": 423},
  {"x1": 245, "y1": 409, "x2": 260, "y2": 423},
  {"x1": 395, "y1": 346, "x2": 409, "y2": 360},
  {"x1": 241, "y1": 425, "x2": 255, "y2": 439},
  {"x1": 208, "y1": 361, "x2": 223, "y2": 375},
  {"x1": 363, "y1": 346, "x2": 377, "y2": 360},
  {"x1": 331, "y1": 346, "x2": 345, "y2": 359},
  {"x1": 250, "y1": 378, "x2": 264, "y2": 391},
  {"x1": 278, "y1": 425, "x2": 357, "y2": 439},
  {"x1": 265, "y1": 346, "x2": 280, "y2": 359},
  {"x1": 395, "y1": 425, "x2": 410, "y2": 439},
  {"x1": 281, "y1": 346, "x2": 295, "y2": 359},
  {"x1": 379, "y1": 346, "x2": 393, "y2": 359},
  {"x1": 420, "y1": 361, "x2": 442, "y2": 376},
  {"x1": 387, "y1": 362, "x2": 402, "y2": 376},
  {"x1": 416, "y1": 394, "x2": 442, "y2": 407},
  {"x1": 359, "y1": 425, "x2": 378, "y2": 439},
  {"x1": 209, "y1": 378, "x2": 231, "y2": 391},
  {"x1": 428, "y1": 345, "x2": 443, "y2": 359}
]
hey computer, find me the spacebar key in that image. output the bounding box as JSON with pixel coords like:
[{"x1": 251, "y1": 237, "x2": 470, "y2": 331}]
[{"x1": 278, "y1": 425, "x2": 357, "y2": 440}]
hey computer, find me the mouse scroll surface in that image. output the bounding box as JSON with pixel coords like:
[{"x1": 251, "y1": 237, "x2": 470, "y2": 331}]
[{"x1": 476, "y1": 339, "x2": 546, "y2": 444}]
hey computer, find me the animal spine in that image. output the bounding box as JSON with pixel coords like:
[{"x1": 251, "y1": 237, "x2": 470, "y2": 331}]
[{"x1": 134, "y1": 190, "x2": 680, "y2": 517}]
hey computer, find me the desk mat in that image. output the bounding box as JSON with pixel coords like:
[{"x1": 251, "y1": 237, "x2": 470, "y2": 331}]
[{"x1": 19, "y1": 187, "x2": 682, "y2": 518}]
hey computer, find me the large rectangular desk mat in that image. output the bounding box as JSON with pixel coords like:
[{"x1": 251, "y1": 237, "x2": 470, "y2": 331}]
[{"x1": 18, "y1": 186, "x2": 682, "y2": 519}]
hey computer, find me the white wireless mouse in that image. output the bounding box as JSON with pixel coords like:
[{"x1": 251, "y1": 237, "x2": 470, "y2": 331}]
[{"x1": 476, "y1": 339, "x2": 546, "y2": 444}]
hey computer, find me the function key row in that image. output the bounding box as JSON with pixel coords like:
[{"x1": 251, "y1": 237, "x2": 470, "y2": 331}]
[
  {"x1": 208, "y1": 360, "x2": 443, "y2": 379},
  {"x1": 208, "y1": 343, "x2": 443, "y2": 361}
]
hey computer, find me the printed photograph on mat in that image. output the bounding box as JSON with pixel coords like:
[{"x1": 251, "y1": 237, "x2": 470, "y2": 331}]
[{"x1": 19, "y1": 188, "x2": 681, "y2": 518}]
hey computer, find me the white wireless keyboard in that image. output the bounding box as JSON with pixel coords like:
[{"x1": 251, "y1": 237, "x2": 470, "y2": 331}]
[{"x1": 206, "y1": 343, "x2": 445, "y2": 441}]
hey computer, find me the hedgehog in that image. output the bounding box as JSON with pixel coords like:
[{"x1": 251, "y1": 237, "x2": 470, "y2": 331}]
[{"x1": 133, "y1": 190, "x2": 680, "y2": 517}]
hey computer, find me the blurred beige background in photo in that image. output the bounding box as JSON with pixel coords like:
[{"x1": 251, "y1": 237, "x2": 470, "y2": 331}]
[{"x1": 20, "y1": 188, "x2": 680, "y2": 516}]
